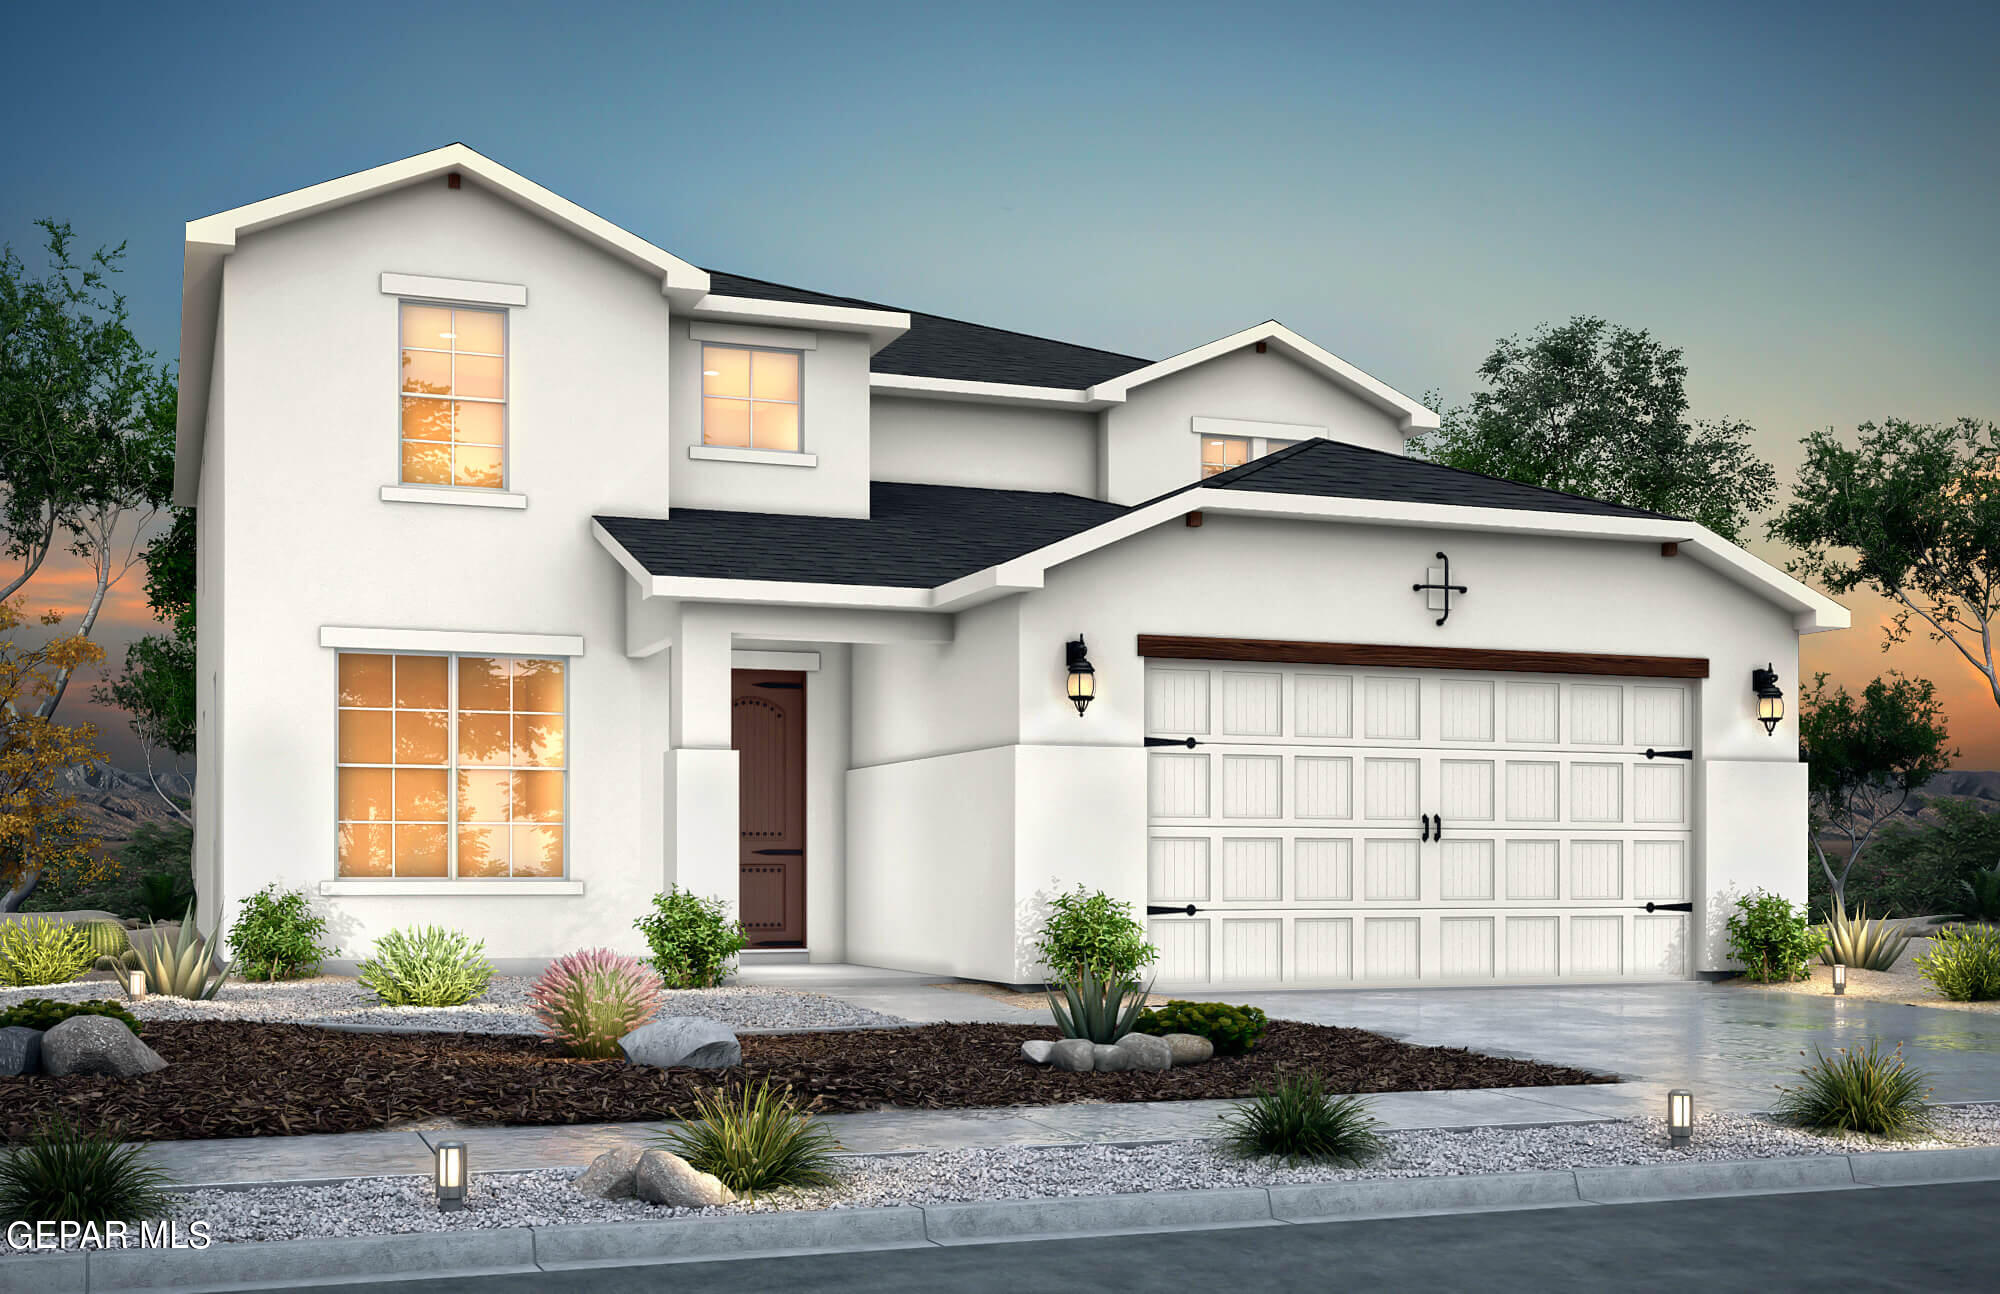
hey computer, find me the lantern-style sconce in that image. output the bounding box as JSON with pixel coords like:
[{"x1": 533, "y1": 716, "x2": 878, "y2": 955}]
[
  {"x1": 1832, "y1": 963, "x2": 1847, "y2": 996},
  {"x1": 1667, "y1": 1089, "x2": 1694, "y2": 1147},
  {"x1": 126, "y1": 969, "x2": 147, "y2": 1000},
  {"x1": 1065, "y1": 636, "x2": 1096, "y2": 717},
  {"x1": 435, "y1": 1142, "x2": 467, "y2": 1211},
  {"x1": 1752, "y1": 664, "x2": 1785, "y2": 735}
]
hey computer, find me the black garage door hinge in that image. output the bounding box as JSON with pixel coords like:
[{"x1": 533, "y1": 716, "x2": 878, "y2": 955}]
[
  {"x1": 1147, "y1": 904, "x2": 1201, "y2": 916},
  {"x1": 1640, "y1": 901, "x2": 1694, "y2": 912},
  {"x1": 1144, "y1": 737, "x2": 1204, "y2": 749},
  {"x1": 1643, "y1": 748, "x2": 1694, "y2": 760}
]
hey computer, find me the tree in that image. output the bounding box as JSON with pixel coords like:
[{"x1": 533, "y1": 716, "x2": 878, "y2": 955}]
[
  {"x1": 0, "y1": 599, "x2": 111, "y2": 907},
  {"x1": 1800, "y1": 672, "x2": 1954, "y2": 909},
  {"x1": 1770, "y1": 417, "x2": 2000, "y2": 712},
  {"x1": 1414, "y1": 316, "x2": 1777, "y2": 541},
  {"x1": 95, "y1": 507, "x2": 193, "y2": 821}
]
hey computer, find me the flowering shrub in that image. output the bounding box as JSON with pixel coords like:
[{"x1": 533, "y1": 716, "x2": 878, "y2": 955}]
[{"x1": 530, "y1": 948, "x2": 665, "y2": 1058}]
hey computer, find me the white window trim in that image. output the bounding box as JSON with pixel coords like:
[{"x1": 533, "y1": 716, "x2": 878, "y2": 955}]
[
  {"x1": 1190, "y1": 416, "x2": 1327, "y2": 442},
  {"x1": 321, "y1": 626, "x2": 585, "y2": 656},
  {"x1": 732, "y1": 649, "x2": 821, "y2": 671},
  {"x1": 320, "y1": 879, "x2": 583, "y2": 897},
  {"x1": 689, "y1": 320, "x2": 817, "y2": 350},
  {"x1": 688, "y1": 445, "x2": 818, "y2": 468},
  {"x1": 380, "y1": 485, "x2": 528, "y2": 509},
  {"x1": 381, "y1": 273, "x2": 528, "y2": 308}
]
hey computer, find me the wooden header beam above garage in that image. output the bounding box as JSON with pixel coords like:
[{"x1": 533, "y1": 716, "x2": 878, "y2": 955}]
[{"x1": 1135, "y1": 635, "x2": 1710, "y2": 680}]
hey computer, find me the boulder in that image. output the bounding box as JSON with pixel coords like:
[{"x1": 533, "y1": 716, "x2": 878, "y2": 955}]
[
  {"x1": 40, "y1": 1016, "x2": 167, "y2": 1078},
  {"x1": 1020, "y1": 1039, "x2": 1056, "y2": 1064},
  {"x1": 0, "y1": 1026, "x2": 42, "y2": 1076},
  {"x1": 1112, "y1": 1031, "x2": 1174, "y2": 1071},
  {"x1": 1161, "y1": 1033, "x2": 1214, "y2": 1067},
  {"x1": 1090, "y1": 1042, "x2": 1133, "y2": 1072},
  {"x1": 1048, "y1": 1038, "x2": 1096, "y2": 1072},
  {"x1": 572, "y1": 1144, "x2": 646, "y2": 1199},
  {"x1": 619, "y1": 1018, "x2": 741, "y2": 1070},
  {"x1": 635, "y1": 1149, "x2": 737, "y2": 1208}
]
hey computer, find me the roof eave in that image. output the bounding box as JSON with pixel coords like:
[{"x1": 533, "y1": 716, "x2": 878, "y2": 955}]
[{"x1": 687, "y1": 295, "x2": 912, "y2": 353}]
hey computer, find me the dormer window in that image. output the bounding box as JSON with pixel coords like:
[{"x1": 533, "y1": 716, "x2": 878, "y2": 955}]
[{"x1": 702, "y1": 345, "x2": 802, "y2": 452}]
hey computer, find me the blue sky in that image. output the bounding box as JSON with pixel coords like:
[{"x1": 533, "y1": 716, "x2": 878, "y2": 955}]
[{"x1": 5, "y1": 0, "x2": 1999, "y2": 761}]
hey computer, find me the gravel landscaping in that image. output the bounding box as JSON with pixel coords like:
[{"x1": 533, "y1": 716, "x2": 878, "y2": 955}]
[
  {"x1": 0, "y1": 976, "x2": 908, "y2": 1033},
  {"x1": 1731, "y1": 924, "x2": 2000, "y2": 1015},
  {"x1": 0, "y1": 1020, "x2": 1611, "y2": 1142},
  {"x1": 10, "y1": 1104, "x2": 2000, "y2": 1253}
]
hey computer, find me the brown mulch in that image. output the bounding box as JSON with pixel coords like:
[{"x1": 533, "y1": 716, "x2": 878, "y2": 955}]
[{"x1": 2, "y1": 1021, "x2": 1615, "y2": 1143}]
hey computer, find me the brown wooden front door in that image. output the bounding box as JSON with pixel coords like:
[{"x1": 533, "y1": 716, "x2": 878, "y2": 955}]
[{"x1": 732, "y1": 670, "x2": 806, "y2": 947}]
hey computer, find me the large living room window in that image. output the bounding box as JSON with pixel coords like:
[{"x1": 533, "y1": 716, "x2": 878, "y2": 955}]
[
  {"x1": 336, "y1": 652, "x2": 565, "y2": 878},
  {"x1": 400, "y1": 302, "x2": 507, "y2": 489},
  {"x1": 701, "y1": 344, "x2": 801, "y2": 451}
]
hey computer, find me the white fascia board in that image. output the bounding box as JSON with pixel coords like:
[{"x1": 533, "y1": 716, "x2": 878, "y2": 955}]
[
  {"x1": 868, "y1": 372, "x2": 1107, "y2": 410},
  {"x1": 172, "y1": 240, "x2": 228, "y2": 504},
  {"x1": 1086, "y1": 322, "x2": 1441, "y2": 434},
  {"x1": 688, "y1": 296, "x2": 911, "y2": 353},
  {"x1": 650, "y1": 574, "x2": 934, "y2": 611},
  {"x1": 590, "y1": 519, "x2": 659, "y2": 587}
]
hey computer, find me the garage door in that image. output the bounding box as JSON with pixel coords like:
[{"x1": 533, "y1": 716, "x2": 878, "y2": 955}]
[{"x1": 1145, "y1": 661, "x2": 1694, "y2": 988}]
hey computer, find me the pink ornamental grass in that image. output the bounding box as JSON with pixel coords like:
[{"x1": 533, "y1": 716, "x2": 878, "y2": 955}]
[{"x1": 530, "y1": 948, "x2": 665, "y2": 1059}]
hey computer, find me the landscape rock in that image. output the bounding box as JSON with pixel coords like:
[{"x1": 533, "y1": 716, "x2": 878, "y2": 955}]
[
  {"x1": 1162, "y1": 1033, "x2": 1215, "y2": 1067},
  {"x1": 1112, "y1": 1031, "x2": 1174, "y2": 1071},
  {"x1": 1048, "y1": 1038, "x2": 1096, "y2": 1072},
  {"x1": 619, "y1": 1017, "x2": 741, "y2": 1069},
  {"x1": 571, "y1": 1144, "x2": 645, "y2": 1199},
  {"x1": 1020, "y1": 1039, "x2": 1056, "y2": 1064},
  {"x1": 40, "y1": 1015, "x2": 167, "y2": 1078},
  {"x1": 1090, "y1": 1042, "x2": 1134, "y2": 1072},
  {"x1": 0, "y1": 1027, "x2": 43, "y2": 1076},
  {"x1": 635, "y1": 1149, "x2": 737, "y2": 1207}
]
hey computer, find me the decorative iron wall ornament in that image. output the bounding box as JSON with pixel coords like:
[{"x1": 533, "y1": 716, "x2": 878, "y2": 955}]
[{"x1": 1412, "y1": 551, "x2": 1468, "y2": 626}]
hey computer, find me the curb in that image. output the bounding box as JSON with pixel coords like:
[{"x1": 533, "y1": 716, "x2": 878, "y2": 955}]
[{"x1": 11, "y1": 1146, "x2": 2000, "y2": 1292}]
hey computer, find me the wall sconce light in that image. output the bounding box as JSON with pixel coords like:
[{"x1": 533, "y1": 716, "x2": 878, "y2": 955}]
[
  {"x1": 1667, "y1": 1089, "x2": 1694, "y2": 1148},
  {"x1": 1752, "y1": 664, "x2": 1785, "y2": 735},
  {"x1": 127, "y1": 969, "x2": 147, "y2": 1000},
  {"x1": 435, "y1": 1141, "x2": 467, "y2": 1211},
  {"x1": 1832, "y1": 963, "x2": 1847, "y2": 996},
  {"x1": 1065, "y1": 636, "x2": 1096, "y2": 717}
]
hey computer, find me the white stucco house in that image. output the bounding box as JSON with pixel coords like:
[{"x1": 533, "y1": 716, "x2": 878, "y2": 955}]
[{"x1": 175, "y1": 143, "x2": 1847, "y2": 990}]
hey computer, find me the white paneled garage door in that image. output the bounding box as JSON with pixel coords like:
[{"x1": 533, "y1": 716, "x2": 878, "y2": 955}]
[{"x1": 1145, "y1": 661, "x2": 1695, "y2": 988}]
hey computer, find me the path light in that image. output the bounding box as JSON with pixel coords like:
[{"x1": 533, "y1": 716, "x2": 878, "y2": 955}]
[
  {"x1": 1752, "y1": 664, "x2": 1785, "y2": 735},
  {"x1": 1065, "y1": 636, "x2": 1096, "y2": 717},
  {"x1": 1832, "y1": 963, "x2": 1847, "y2": 996},
  {"x1": 435, "y1": 1142, "x2": 467, "y2": 1212},
  {"x1": 1668, "y1": 1090, "x2": 1694, "y2": 1148},
  {"x1": 127, "y1": 969, "x2": 146, "y2": 1000}
]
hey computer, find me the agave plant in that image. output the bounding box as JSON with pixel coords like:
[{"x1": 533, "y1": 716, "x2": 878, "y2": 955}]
[
  {"x1": 1821, "y1": 904, "x2": 1912, "y2": 972},
  {"x1": 1046, "y1": 964, "x2": 1152, "y2": 1043},
  {"x1": 127, "y1": 907, "x2": 237, "y2": 1000}
]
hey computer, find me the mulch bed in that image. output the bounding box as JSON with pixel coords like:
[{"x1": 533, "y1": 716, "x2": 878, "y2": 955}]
[{"x1": 2, "y1": 1021, "x2": 1615, "y2": 1143}]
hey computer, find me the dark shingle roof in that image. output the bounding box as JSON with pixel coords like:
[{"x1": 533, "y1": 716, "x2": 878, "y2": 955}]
[{"x1": 703, "y1": 270, "x2": 1152, "y2": 389}]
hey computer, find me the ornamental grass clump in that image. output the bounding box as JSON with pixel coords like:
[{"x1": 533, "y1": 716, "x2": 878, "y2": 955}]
[
  {"x1": 357, "y1": 925, "x2": 494, "y2": 1007},
  {"x1": 1219, "y1": 1073, "x2": 1385, "y2": 1165},
  {"x1": 0, "y1": 1117, "x2": 172, "y2": 1226},
  {"x1": 530, "y1": 948, "x2": 664, "y2": 1058},
  {"x1": 656, "y1": 1079, "x2": 842, "y2": 1200},
  {"x1": 1913, "y1": 924, "x2": 2000, "y2": 1002},
  {"x1": 1820, "y1": 904, "x2": 1912, "y2": 972},
  {"x1": 1773, "y1": 1041, "x2": 1935, "y2": 1139},
  {"x1": 0, "y1": 917, "x2": 94, "y2": 987}
]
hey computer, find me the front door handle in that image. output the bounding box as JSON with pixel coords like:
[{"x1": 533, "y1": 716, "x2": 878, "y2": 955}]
[{"x1": 1420, "y1": 813, "x2": 1431, "y2": 842}]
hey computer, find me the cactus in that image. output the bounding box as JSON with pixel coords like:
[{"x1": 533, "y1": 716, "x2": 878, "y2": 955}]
[{"x1": 81, "y1": 921, "x2": 131, "y2": 961}]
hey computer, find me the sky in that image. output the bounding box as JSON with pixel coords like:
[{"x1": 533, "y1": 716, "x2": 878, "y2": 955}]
[{"x1": 4, "y1": 0, "x2": 1998, "y2": 767}]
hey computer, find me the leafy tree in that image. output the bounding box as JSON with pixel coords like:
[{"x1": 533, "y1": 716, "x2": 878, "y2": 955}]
[
  {"x1": 0, "y1": 599, "x2": 111, "y2": 907},
  {"x1": 1800, "y1": 672, "x2": 1954, "y2": 906},
  {"x1": 95, "y1": 508, "x2": 193, "y2": 820},
  {"x1": 1415, "y1": 316, "x2": 1776, "y2": 540},
  {"x1": 1770, "y1": 417, "x2": 2000, "y2": 712}
]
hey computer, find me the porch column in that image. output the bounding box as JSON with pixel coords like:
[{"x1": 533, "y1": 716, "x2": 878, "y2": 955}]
[{"x1": 665, "y1": 608, "x2": 738, "y2": 906}]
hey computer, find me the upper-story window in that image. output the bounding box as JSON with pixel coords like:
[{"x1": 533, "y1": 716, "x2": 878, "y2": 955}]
[
  {"x1": 400, "y1": 302, "x2": 507, "y2": 489},
  {"x1": 1201, "y1": 434, "x2": 1298, "y2": 478},
  {"x1": 702, "y1": 344, "x2": 801, "y2": 452}
]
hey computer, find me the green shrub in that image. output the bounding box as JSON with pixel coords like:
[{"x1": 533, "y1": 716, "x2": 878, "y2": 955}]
[
  {"x1": 1774, "y1": 1041, "x2": 1934, "y2": 1138},
  {"x1": 0, "y1": 1117, "x2": 172, "y2": 1225},
  {"x1": 656, "y1": 1079, "x2": 842, "y2": 1200},
  {"x1": 1133, "y1": 999, "x2": 1271, "y2": 1056},
  {"x1": 228, "y1": 884, "x2": 335, "y2": 981},
  {"x1": 357, "y1": 925, "x2": 493, "y2": 1007},
  {"x1": 1913, "y1": 924, "x2": 2000, "y2": 1001},
  {"x1": 1033, "y1": 886, "x2": 1157, "y2": 983},
  {"x1": 634, "y1": 887, "x2": 748, "y2": 989},
  {"x1": 1046, "y1": 964, "x2": 1151, "y2": 1043},
  {"x1": 1820, "y1": 904, "x2": 1912, "y2": 971},
  {"x1": 0, "y1": 998, "x2": 142, "y2": 1036},
  {"x1": 0, "y1": 917, "x2": 95, "y2": 987},
  {"x1": 1219, "y1": 1074, "x2": 1385, "y2": 1164},
  {"x1": 1959, "y1": 864, "x2": 2000, "y2": 922},
  {"x1": 1725, "y1": 891, "x2": 1817, "y2": 982},
  {"x1": 136, "y1": 873, "x2": 188, "y2": 923},
  {"x1": 1812, "y1": 800, "x2": 2000, "y2": 919}
]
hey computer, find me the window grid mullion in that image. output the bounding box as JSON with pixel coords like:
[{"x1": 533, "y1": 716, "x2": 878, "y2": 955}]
[{"x1": 447, "y1": 652, "x2": 459, "y2": 880}]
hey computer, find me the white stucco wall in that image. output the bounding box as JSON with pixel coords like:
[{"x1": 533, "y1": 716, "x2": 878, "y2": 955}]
[
  {"x1": 850, "y1": 598, "x2": 1021, "y2": 768},
  {"x1": 1701, "y1": 759, "x2": 1811, "y2": 972},
  {"x1": 870, "y1": 397, "x2": 1099, "y2": 496}
]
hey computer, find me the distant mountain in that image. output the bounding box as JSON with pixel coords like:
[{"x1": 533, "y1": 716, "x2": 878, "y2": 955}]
[{"x1": 58, "y1": 764, "x2": 187, "y2": 843}]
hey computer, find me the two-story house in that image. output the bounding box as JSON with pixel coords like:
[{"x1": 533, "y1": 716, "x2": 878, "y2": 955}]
[{"x1": 175, "y1": 144, "x2": 1846, "y2": 988}]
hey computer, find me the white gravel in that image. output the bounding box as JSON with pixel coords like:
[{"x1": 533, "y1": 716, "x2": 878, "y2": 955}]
[
  {"x1": 10, "y1": 1105, "x2": 1999, "y2": 1253},
  {"x1": 0, "y1": 976, "x2": 908, "y2": 1033}
]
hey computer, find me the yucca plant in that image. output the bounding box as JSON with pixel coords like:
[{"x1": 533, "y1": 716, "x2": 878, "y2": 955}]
[
  {"x1": 0, "y1": 1117, "x2": 172, "y2": 1226},
  {"x1": 657, "y1": 1079, "x2": 842, "y2": 1200},
  {"x1": 1219, "y1": 1073, "x2": 1386, "y2": 1165},
  {"x1": 1821, "y1": 904, "x2": 1912, "y2": 972},
  {"x1": 1959, "y1": 864, "x2": 2000, "y2": 922},
  {"x1": 1773, "y1": 1041, "x2": 1935, "y2": 1138},
  {"x1": 127, "y1": 907, "x2": 237, "y2": 1000},
  {"x1": 530, "y1": 948, "x2": 664, "y2": 1058},
  {"x1": 357, "y1": 925, "x2": 493, "y2": 1007},
  {"x1": 0, "y1": 917, "x2": 95, "y2": 987},
  {"x1": 1914, "y1": 923, "x2": 2000, "y2": 1002},
  {"x1": 1046, "y1": 964, "x2": 1152, "y2": 1044}
]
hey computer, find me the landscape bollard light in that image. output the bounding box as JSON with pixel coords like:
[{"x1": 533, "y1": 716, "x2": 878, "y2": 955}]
[
  {"x1": 1832, "y1": 963, "x2": 1847, "y2": 996},
  {"x1": 127, "y1": 969, "x2": 147, "y2": 999},
  {"x1": 436, "y1": 1142, "x2": 467, "y2": 1211},
  {"x1": 1668, "y1": 1089, "x2": 1694, "y2": 1148}
]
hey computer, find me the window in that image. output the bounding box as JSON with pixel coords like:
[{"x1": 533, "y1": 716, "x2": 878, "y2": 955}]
[
  {"x1": 400, "y1": 302, "x2": 507, "y2": 489},
  {"x1": 701, "y1": 344, "x2": 801, "y2": 451},
  {"x1": 336, "y1": 652, "x2": 566, "y2": 878},
  {"x1": 1201, "y1": 434, "x2": 1300, "y2": 478}
]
